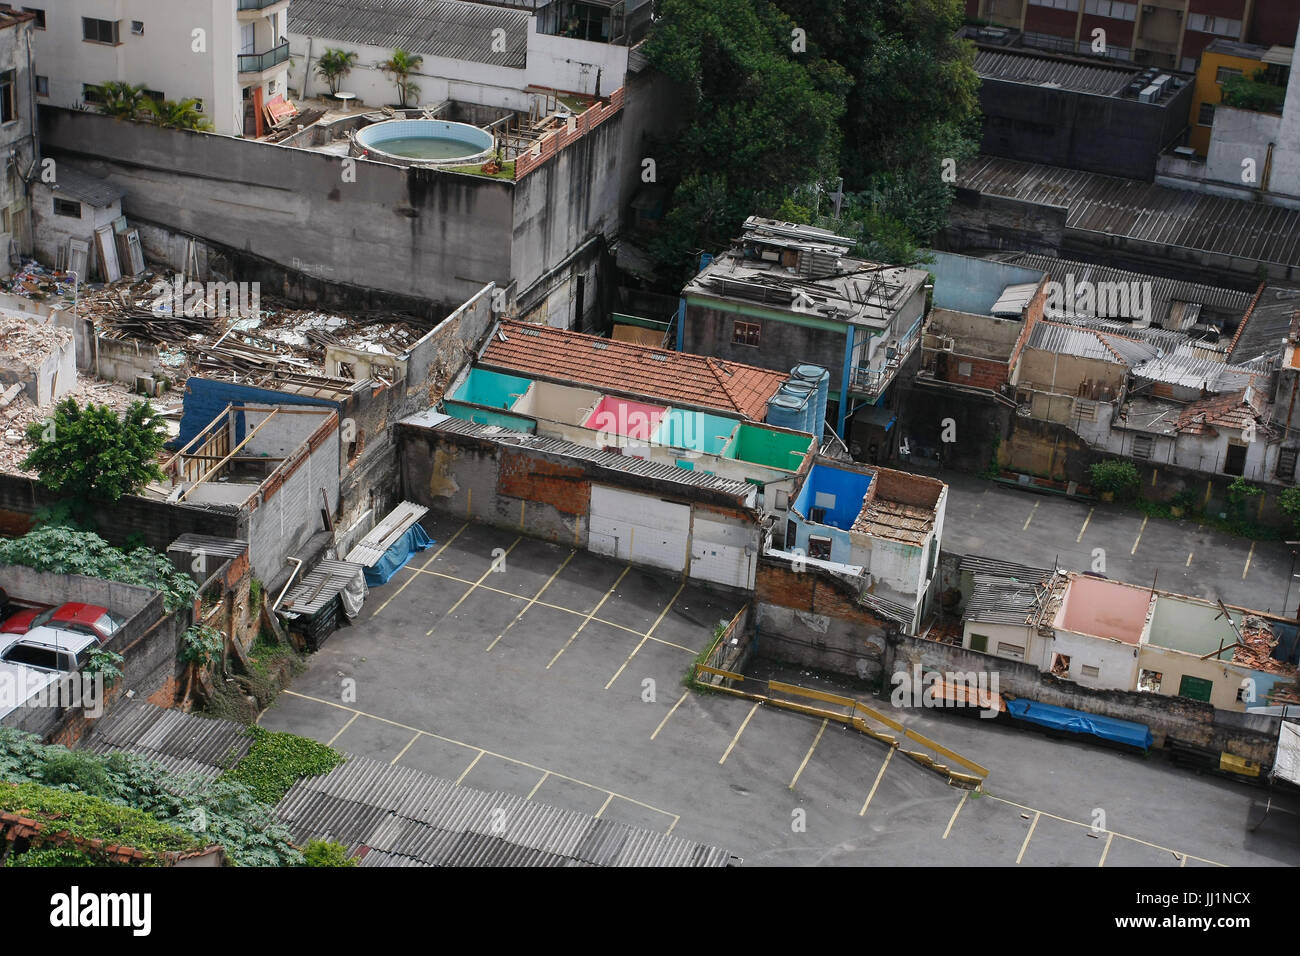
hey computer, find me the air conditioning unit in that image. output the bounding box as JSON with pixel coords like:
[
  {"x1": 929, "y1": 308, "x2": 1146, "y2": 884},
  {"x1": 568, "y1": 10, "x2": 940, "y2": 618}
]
[
  {"x1": 940, "y1": 336, "x2": 955, "y2": 352},
  {"x1": 1143, "y1": 4, "x2": 1156, "y2": 14}
]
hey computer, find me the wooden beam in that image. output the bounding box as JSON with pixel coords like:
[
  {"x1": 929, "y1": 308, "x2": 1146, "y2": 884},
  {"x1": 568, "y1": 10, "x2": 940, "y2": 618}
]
[
  {"x1": 162, "y1": 402, "x2": 233, "y2": 475},
  {"x1": 179, "y1": 408, "x2": 280, "y2": 501}
]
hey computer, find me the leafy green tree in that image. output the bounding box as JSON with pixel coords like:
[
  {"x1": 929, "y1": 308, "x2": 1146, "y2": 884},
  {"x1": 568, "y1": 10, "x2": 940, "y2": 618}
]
[
  {"x1": 302, "y1": 840, "x2": 357, "y2": 867},
  {"x1": 1222, "y1": 69, "x2": 1287, "y2": 113},
  {"x1": 22, "y1": 399, "x2": 166, "y2": 503},
  {"x1": 380, "y1": 48, "x2": 423, "y2": 108},
  {"x1": 89, "y1": 81, "x2": 148, "y2": 121},
  {"x1": 644, "y1": 0, "x2": 848, "y2": 278},
  {"x1": 143, "y1": 97, "x2": 213, "y2": 131},
  {"x1": 1279, "y1": 486, "x2": 1300, "y2": 530},
  {"x1": 316, "y1": 48, "x2": 359, "y2": 97}
]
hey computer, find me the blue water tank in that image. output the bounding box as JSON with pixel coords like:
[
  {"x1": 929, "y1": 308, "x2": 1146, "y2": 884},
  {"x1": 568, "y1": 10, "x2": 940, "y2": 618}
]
[
  {"x1": 766, "y1": 394, "x2": 806, "y2": 433},
  {"x1": 792, "y1": 364, "x2": 830, "y2": 440},
  {"x1": 779, "y1": 380, "x2": 816, "y2": 434}
]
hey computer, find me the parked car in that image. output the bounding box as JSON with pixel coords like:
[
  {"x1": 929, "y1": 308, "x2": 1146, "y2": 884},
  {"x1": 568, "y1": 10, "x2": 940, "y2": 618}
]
[
  {"x1": 0, "y1": 659, "x2": 61, "y2": 721},
  {"x1": 0, "y1": 628, "x2": 100, "y2": 674},
  {"x1": 0, "y1": 603, "x2": 121, "y2": 642}
]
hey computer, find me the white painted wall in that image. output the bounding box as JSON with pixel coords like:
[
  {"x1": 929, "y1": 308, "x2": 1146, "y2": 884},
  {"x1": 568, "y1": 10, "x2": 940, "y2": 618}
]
[
  {"x1": 525, "y1": 22, "x2": 628, "y2": 97},
  {"x1": 1044, "y1": 629, "x2": 1141, "y2": 691},
  {"x1": 30, "y1": 184, "x2": 121, "y2": 277},
  {"x1": 962, "y1": 620, "x2": 1042, "y2": 664},
  {"x1": 1205, "y1": 106, "x2": 1281, "y2": 188},
  {"x1": 1266, "y1": 18, "x2": 1300, "y2": 198},
  {"x1": 32, "y1": 0, "x2": 288, "y2": 137}
]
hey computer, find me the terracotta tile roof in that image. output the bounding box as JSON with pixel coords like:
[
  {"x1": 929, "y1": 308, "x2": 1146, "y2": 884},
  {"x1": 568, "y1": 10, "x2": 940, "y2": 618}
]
[
  {"x1": 1175, "y1": 387, "x2": 1268, "y2": 436},
  {"x1": 480, "y1": 320, "x2": 788, "y2": 419}
]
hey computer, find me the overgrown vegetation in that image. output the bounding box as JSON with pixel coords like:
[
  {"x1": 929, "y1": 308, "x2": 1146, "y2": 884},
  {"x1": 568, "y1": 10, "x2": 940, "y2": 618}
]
[
  {"x1": 218, "y1": 726, "x2": 343, "y2": 806},
  {"x1": 0, "y1": 526, "x2": 197, "y2": 612},
  {"x1": 179, "y1": 623, "x2": 224, "y2": 669},
  {"x1": 303, "y1": 839, "x2": 356, "y2": 867},
  {"x1": 88, "y1": 82, "x2": 213, "y2": 130},
  {"x1": 1279, "y1": 486, "x2": 1300, "y2": 531},
  {"x1": 1088, "y1": 459, "x2": 1140, "y2": 500},
  {"x1": 1221, "y1": 68, "x2": 1288, "y2": 114},
  {"x1": 82, "y1": 648, "x2": 125, "y2": 686},
  {"x1": 23, "y1": 399, "x2": 167, "y2": 505},
  {"x1": 0, "y1": 729, "x2": 308, "y2": 866}
]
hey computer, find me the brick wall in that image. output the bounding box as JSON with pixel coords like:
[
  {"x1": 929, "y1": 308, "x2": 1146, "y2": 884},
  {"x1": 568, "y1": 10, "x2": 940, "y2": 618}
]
[
  {"x1": 515, "y1": 87, "x2": 626, "y2": 178},
  {"x1": 499, "y1": 450, "x2": 590, "y2": 515},
  {"x1": 938, "y1": 352, "x2": 1010, "y2": 391}
]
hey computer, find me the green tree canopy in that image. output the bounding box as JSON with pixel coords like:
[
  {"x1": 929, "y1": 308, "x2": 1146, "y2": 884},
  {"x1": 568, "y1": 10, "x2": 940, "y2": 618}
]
[{"x1": 22, "y1": 399, "x2": 167, "y2": 502}]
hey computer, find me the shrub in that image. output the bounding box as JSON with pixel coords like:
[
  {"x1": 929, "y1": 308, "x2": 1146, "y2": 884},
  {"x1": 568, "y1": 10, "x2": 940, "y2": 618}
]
[
  {"x1": 1089, "y1": 459, "x2": 1140, "y2": 499},
  {"x1": 218, "y1": 727, "x2": 343, "y2": 806},
  {"x1": 179, "y1": 623, "x2": 224, "y2": 669},
  {"x1": 1279, "y1": 486, "x2": 1300, "y2": 529},
  {"x1": 22, "y1": 399, "x2": 166, "y2": 502},
  {"x1": 302, "y1": 840, "x2": 356, "y2": 867}
]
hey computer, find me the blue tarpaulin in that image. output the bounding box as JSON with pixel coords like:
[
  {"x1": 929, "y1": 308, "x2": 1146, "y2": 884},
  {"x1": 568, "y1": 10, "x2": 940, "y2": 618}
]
[
  {"x1": 363, "y1": 525, "x2": 434, "y2": 586},
  {"x1": 1005, "y1": 698, "x2": 1154, "y2": 752}
]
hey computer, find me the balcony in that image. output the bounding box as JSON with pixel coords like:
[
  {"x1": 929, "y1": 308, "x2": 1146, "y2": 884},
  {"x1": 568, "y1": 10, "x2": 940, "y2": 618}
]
[
  {"x1": 238, "y1": 0, "x2": 290, "y2": 18},
  {"x1": 848, "y1": 326, "x2": 921, "y2": 399},
  {"x1": 237, "y1": 40, "x2": 290, "y2": 78}
]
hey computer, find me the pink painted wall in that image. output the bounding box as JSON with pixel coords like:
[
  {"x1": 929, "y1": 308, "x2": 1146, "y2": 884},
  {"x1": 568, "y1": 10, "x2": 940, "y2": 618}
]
[
  {"x1": 1056, "y1": 576, "x2": 1153, "y2": 645},
  {"x1": 583, "y1": 396, "x2": 667, "y2": 440}
]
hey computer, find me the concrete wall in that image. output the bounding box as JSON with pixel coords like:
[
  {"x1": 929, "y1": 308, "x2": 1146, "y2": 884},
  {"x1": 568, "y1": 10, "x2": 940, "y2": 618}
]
[
  {"x1": 1204, "y1": 105, "x2": 1283, "y2": 188},
  {"x1": 1137, "y1": 642, "x2": 1257, "y2": 711},
  {"x1": 941, "y1": 191, "x2": 1068, "y2": 256},
  {"x1": 0, "y1": 16, "x2": 36, "y2": 262},
  {"x1": 682, "y1": 300, "x2": 848, "y2": 380},
  {"x1": 30, "y1": 187, "x2": 120, "y2": 280},
  {"x1": 1266, "y1": 18, "x2": 1300, "y2": 197}
]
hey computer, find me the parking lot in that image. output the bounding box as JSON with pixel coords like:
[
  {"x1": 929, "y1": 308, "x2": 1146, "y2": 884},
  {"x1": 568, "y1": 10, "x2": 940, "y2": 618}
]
[{"x1": 259, "y1": 511, "x2": 1300, "y2": 866}]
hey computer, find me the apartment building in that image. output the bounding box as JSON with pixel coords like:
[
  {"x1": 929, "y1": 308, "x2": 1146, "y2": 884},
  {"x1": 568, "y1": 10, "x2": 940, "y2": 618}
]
[
  {"x1": 0, "y1": 10, "x2": 36, "y2": 266},
  {"x1": 20, "y1": 0, "x2": 290, "y2": 137},
  {"x1": 967, "y1": 0, "x2": 1300, "y2": 72}
]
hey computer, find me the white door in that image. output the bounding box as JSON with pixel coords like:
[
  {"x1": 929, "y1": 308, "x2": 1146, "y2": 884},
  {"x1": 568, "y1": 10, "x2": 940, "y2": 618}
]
[
  {"x1": 588, "y1": 485, "x2": 689, "y2": 572},
  {"x1": 690, "y1": 513, "x2": 754, "y2": 590}
]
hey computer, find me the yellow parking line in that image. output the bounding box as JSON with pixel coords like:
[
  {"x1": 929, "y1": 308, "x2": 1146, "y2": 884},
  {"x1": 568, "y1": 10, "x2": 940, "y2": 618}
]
[
  {"x1": 373, "y1": 522, "x2": 467, "y2": 616},
  {"x1": 651, "y1": 692, "x2": 689, "y2": 740},
  {"x1": 1017, "y1": 811, "x2": 1041, "y2": 864},
  {"x1": 1076, "y1": 507, "x2": 1094, "y2": 543},
  {"x1": 327, "y1": 712, "x2": 359, "y2": 746},
  {"x1": 1022, "y1": 501, "x2": 1039, "y2": 531},
  {"x1": 390, "y1": 731, "x2": 422, "y2": 766},
  {"x1": 605, "y1": 579, "x2": 686, "y2": 689},
  {"x1": 1131, "y1": 516, "x2": 1148, "y2": 555},
  {"x1": 789, "y1": 719, "x2": 828, "y2": 790},
  {"x1": 1098, "y1": 831, "x2": 1114, "y2": 867},
  {"x1": 527, "y1": 771, "x2": 550, "y2": 800},
  {"x1": 719, "y1": 702, "x2": 761, "y2": 765},
  {"x1": 594, "y1": 793, "x2": 615, "y2": 819},
  {"x1": 428, "y1": 536, "x2": 522, "y2": 635},
  {"x1": 486, "y1": 551, "x2": 574, "y2": 652},
  {"x1": 1243, "y1": 542, "x2": 1255, "y2": 580},
  {"x1": 859, "y1": 748, "x2": 894, "y2": 816},
  {"x1": 455, "y1": 751, "x2": 485, "y2": 785},
  {"x1": 546, "y1": 565, "x2": 631, "y2": 669},
  {"x1": 1186, "y1": 551, "x2": 1194, "y2": 567},
  {"x1": 943, "y1": 791, "x2": 968, "y2": 839}
]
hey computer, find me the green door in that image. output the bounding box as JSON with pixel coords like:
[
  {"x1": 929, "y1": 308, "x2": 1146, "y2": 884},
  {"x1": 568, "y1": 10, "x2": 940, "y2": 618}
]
[{"x1": 1178, "y1": 675, "x2": 1213, "y2": 703}]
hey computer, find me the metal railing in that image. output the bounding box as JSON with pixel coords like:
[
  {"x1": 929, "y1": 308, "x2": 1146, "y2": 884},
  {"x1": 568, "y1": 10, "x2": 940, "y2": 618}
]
[
  {"x1": 849, "y1": 330, "x2": 920, "y2": 398},
  {"x1": 237, "y1": 40, "x2": 289, "y2": 73},
  {"x1": 237, "y1": 0, "x2": 286, "y2": 10}
]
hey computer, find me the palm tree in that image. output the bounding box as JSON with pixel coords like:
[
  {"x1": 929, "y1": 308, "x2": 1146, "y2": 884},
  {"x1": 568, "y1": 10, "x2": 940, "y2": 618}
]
[
  {"x1": 143, "y1": 97, "x2": 213, "y2": 131},
  {"x1": 379, "y1": 48, "x2": 423, "y2": 108},
  {"x1": 316, "y1": 48, "x2": 359, "y2": 98},
  {"x1": 89, "y1": 81, "x2": 147, "y2": 121}
]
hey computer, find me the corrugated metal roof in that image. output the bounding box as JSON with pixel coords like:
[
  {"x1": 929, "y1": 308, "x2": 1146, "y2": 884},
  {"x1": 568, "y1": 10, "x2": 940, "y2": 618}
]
[
  {"x1": 960, "y1": 157, "x2": 1300, "y2": 270},
  {"x1": 975, "y1": 48, "x2": 1139, "y2": 97},
  {"x1": 959, "y1": 554, "x2": 1053, "y2": 579},
  {"x1": 167, "y1": 534, "x2": 249, "y2": 561},
  {"x1": 345, "y1": 502, "x2": 428, "y2": 567},
  {"x1": 279, "y1": 559, "x2": 365, "y2": 617},
  {"x1": 288, "y1": 0, "x2": 529, "y2": 68},
  {"x1": 990, "y1": 282, "x2": 1039, "y2": 317},
  {"x1": 965, "y1": 571, "x2": 1051, "y2": 626},
  {"x1": 1229, "y1": 286, "x2": 1300, "y2": 367},
  {"x1": 49, "y1": 166, "x2": 123, "y2": 207},
  {"x1": 84, "y1": 699, "x2": 251, "y2": 777},
  {"x1": 1132, "y1": 345, "x2": 1257, "y2": 392},
  {"x1": 424, "y1": 417, "x2": 759, "y2": 500},
  {"x1": 1027, "y1": 322, "x2": 1112, "y2": 361}
]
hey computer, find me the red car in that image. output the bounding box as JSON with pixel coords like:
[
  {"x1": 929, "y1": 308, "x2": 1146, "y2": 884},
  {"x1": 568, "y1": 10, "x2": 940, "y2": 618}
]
[{"x1": 0, "y1": 602, "x2": 122, "y2": 642}]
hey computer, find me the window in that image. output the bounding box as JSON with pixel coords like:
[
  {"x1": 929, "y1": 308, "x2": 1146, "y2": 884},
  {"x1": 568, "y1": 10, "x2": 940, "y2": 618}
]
[
  {"x1": 1131, "y1": 433, "x2": 1154, "y2": 459},
  {"x1": 1187, "y1": 13, "x2": 1241, "y2": 38},
  {"x1": 34, "y1": 74, "x2": 46, "y2": 96},
  {"x1": 1224, "y1": 441, "x2": 1247, "y2": 477},
  {"x1": 969, "y1": 634, "x2": 989, "y2": 653},
  {"x1": 732, "y1": 320, "x2": 760, "y2": 347},
  {"x1": 1085, "y1": 0, "x2": 1137, "y2": 22},
  {"x1": 22, "y1": 7, "x2": 43, "y2": 29},
  {"x1": 193, "y1": 99, "x2": 204, "y2": 113},
  {"x1": 0, "y1": 69, "x2": 14, "y2": 124},
  {"x1": 1216, "y1": 66, "x2": 1243, "y2": 85},
  {"x1": 268, "y1": 79, "x2": 278, "y2": 95},
  {"x1": 1050, "y1": 652, "x2": 1071, "y2": 677},
  {"x1": 1278, "y1": 447, "x2": 1297, "y2": 481},
  {"x1": 1137, "y1": 669, "x2": 1162, "y2": 692},
  {"x1": 82, "y1": 83, "x2": 104, "y2": 105},
  {"x1": 82, "y1": 16, "x2": 119, "y2": 44},
  {"x1": 808, "y1": 535, "x2": 832, "y2": 560},
  {"x1": 997, "y1": 642, "x2": 1025, "y2": 660},
  {"x1": 1178, "y1": 674, "x2": 1213, "y2": 702},
  {"x1": 143, "y1": 89, "x2": 164, "y2": 105},
  {"x1": 1029, "y1": 0, "x2": 1078, "y2": 9},
  {"x1": 3, "y1": 643, "x2": 66, "y2": 670},
  {"x1": 1180, "y1": 57, "x2": 1198, "y2": 73},
  {"x1": 957, "y1": 360, "x2": 972, "y2": 378},
  {"x1": 1081, "y1": 664, "x2": 1100, "y2": 678},
  {"x1": 131, "y1": 20, "x2": 144, "y2": 35},
  {"x1": 1197, "y1": 102, "x2": 1216, "y2": 127},
  {"x1": 53, "y1": 197, "x2": 80, "y2": 218}
]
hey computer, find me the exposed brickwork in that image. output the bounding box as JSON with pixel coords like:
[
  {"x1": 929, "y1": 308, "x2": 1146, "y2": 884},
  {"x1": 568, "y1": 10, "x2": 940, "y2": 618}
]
[
  {"x1": 940, "y1": 353, "x2": 1009, "y2": 390},
  {"x1": 515, "y1": 87, "x2": 625, "y2": 178},
  {"x1": 498, "y1": 449, "x2": 590, "y2": 515},
  {"x1": 755, "y1": 558, "x2": 889, "y2": 628}
]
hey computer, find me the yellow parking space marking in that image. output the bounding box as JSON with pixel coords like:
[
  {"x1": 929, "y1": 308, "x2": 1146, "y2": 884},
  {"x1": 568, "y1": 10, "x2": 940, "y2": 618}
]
[
  {"x1": 428, "y1": 537, "x2": 523, "y2": 635},
  {"x1": 1131, "y1": 515, "x2": 1148, "y2": 555},
  {"x1": 455, "y1": 751, "x2": 485, "y2": 785},
  {"x1": 390, "y1": 731, "x2": 422, "y2": 766},
  {"x1": 1016, "y1": 811, "x2": 1041, "y2": 864},
  {"x1": 719, "y1": 702, "x2": 761, "y2": 765},
  {"x1": 546, "y1": 565, "x2": 631, "y2": 669},
  {"x1": 326, "y1": 712, "x2": 359, "y2": 746},
  {"x1": 373, "y1": 522, "x2": 468, "y2": 617},
  {"x1": 1022, "y1": 501, "x2": 1039, "y2": 531},
  {"x1": 1180, "y1": 853, "x2": 1188, "y2": 867},
  {"x1": 788, "y1": 719, "x2": 828, "y2": 790},
  {"x1": 984, "y1": 794, "x2": 1224, "y2": 867},
  {"x1": 485, "y1": 551, "x2": 574, "y2": 652},
  {"x1": 1186, "y1": 551, "x2": 1194, "y2": 567},
  {"x1": 651, "y1": 692, "x2": 690, "y2": 741},
  {"x1": 943, "y1": 791, "x2": 968, "y2": 839},
  {"x1": 1076, "y1": 507, "x2": 1094, "y2": 543},
  {"x1": 1243, "y1": 541, "x2": 1255, "y2": 580},
  {"x1": 604, "y1": 579, "x2": 686, "y2": 689},
  {"x1": 281, "y1": 690, "x2": 681, "y2": 832},
  {"x1": 859, "y1": 748, "x2": 894, "y2": 817},
  {"x1": 527, "y1": 771, "x2": 550, "y2": 800},
  {"x1": 594, "y1": 793, "x2": 615, "y2": 819},
  {"x1": 1098, "y1": 831, "x2": 1114, "y2": 867},
  {"x1": 409, "y1": 565, "x2": 697, "y2": 653}
]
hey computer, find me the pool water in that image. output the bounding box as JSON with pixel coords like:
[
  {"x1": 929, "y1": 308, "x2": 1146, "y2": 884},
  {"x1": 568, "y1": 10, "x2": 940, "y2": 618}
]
[{"x1": 367, "y1": 136, "x2": 483, "y2": 160}]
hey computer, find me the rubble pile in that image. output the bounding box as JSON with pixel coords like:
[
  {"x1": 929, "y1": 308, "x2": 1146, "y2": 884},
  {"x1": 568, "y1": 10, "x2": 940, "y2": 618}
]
[{"x1": 0, "y1": 260, "x2": 77, "y2": 301}]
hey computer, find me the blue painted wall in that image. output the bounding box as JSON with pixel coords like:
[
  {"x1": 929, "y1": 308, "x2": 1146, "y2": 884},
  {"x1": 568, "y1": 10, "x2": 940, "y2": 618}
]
[
  {"x1": 175, "y1": 377, "x2": 340, "y2": 449},
  {"x1": 453, "y1": 368, "x2": 534, "y2": 409},
  {"x1": 653, "y1": 409, "x2": 738, "y2": 455},
  {"x1": 792, "y1": 463, "x2": 873, "y2": 530},
  {"x1": 443, "y1": 401, "x2": 537, "y2": 432}
]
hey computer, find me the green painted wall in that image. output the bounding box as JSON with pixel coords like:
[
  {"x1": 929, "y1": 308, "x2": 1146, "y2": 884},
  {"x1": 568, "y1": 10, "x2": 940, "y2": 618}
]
[{"x1": 724, "y1": 424, "x2": 811, "y2": 471}]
